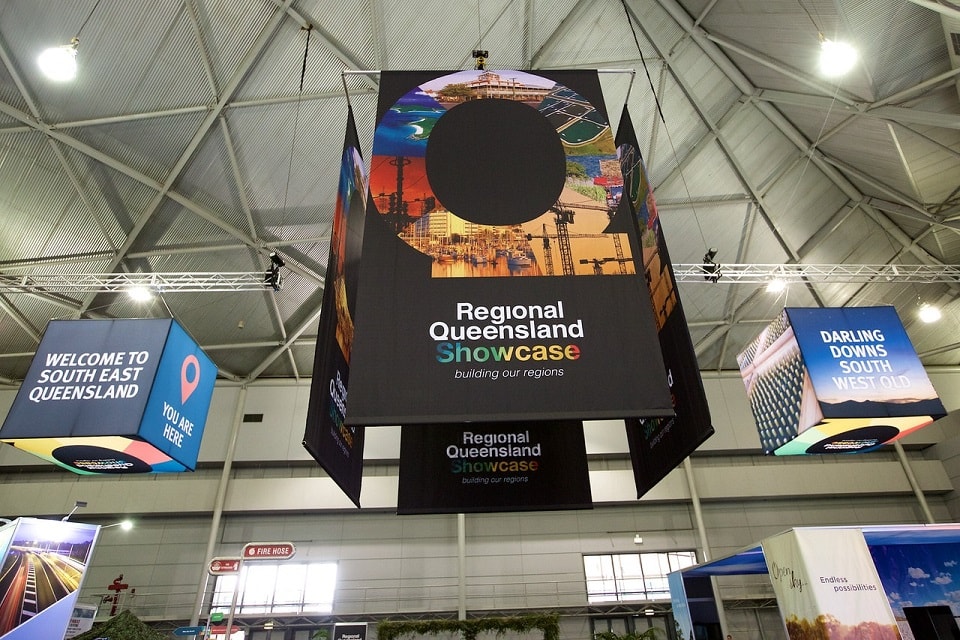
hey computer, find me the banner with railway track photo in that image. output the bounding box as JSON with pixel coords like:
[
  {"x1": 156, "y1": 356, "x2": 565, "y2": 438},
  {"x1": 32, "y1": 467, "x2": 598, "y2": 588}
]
[
  {"x1": 0, "y1": 517, "x2": 100, "y2": 640},
  {"x1": 615, "y1": 107, "x2": 714, "y2": 498},
  {"x1": 737, "y1": 306, "x2": 946, "y2": 455},
  {"x1": 397, "y1": 420, "x2": 592, "y2": 514},
  {"x1": 345, "y1": 70, "x2": 673, "y2": 425}
]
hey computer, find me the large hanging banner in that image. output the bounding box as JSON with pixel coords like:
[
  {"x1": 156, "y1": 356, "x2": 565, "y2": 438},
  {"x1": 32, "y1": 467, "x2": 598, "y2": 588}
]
[
  {"x1": 615, "y1": 107, "x2": 714, "y2": 497},
  {"x1": 738, "y1": 306, "x2": 945, "y2": 455},
  {"x1": 0, "y1": 518, "x2": 100, "y2": 640},
  {"x1": 762, "y1": 528, "x2": 900, "y2": 640},
  {"x1": 397, "y1": 420, "x2": 592, "y2": 514},
  {"x1": 0, "y1": 318, "x2": 215, "y2": 473},
  {"x1": 303, "y1": 106, "x2": 367, "y2": 507},
  {"x1": 870, "y1": 542, "x2": 960, "y2": 640},
  {"x1": 345, "y1": 70, "x2": 672, "y2": 425}
]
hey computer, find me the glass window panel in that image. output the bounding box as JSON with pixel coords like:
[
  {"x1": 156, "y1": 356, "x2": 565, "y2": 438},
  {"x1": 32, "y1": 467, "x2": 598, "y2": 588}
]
[
  {"x1": 584, "y1": 551, "x2": 696, "y2": 603},
  {"x1": 241, "y1": 564, "x2": 277, "y2": 613},
  {"x1": 615, "y1": 554, "x2": 643, "y2": 580},
  {"x1": 276, "y1": 564, "x2": 308, "y2": 611},
  {"x1": 304, "y1": 562, "x2": 338, "y2": 613},
  {"x1": 668, "y1": 551, "x2": 697, "y2": 571},
  {"x1": 212, "y1": 561, "x2": 338, "y2": 615},
  {"x1": 211, "y1": 575, "x2": 237, "y2": 611},
  {"x1": 639, "y1": 552, "x2": 668, "y2": 578}
]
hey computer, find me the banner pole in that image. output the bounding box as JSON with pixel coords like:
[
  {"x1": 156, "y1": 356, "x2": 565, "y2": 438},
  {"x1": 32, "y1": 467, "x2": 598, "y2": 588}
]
[
  {"x1": 894, "y1": 440, "x2": 936, "y2": 524},
  {"x1": 190, "y1": 384, "x2": 248, "y2": 627},
  {"x1": 457, "y1": 513, "x2": 466, "y2": 620},
  {"x1": 683, "y1": 458, "x2": 730, "y2": 636}
]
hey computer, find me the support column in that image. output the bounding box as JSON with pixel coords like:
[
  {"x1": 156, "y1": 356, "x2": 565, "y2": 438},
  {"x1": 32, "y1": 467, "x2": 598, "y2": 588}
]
[
  {"x1": 458, "y1": 512, "x2": 466, "y2": 620},
  {"x1": 894, "y1": 440, "x2": 936, "y2": 524},
  {"x1": 190, "y1": 384, "x2": 248, "y2": 627},
  {"x1": 683, "y1": 458, "x2": 729, "y2": 636}
]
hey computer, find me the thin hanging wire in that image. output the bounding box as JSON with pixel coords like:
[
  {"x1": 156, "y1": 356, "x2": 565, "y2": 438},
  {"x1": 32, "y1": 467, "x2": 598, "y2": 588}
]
[
  {"x1": 797, "y1": 0, "x2": 823, "y2": 37},
  {"x1": 280, "y1": 25, "x2": 314, "y2": 246},
  {"x1": 620, "y1": 0, "x2": 709, "y2": 254},
  {"x1": 73, "y1": 0, "x2": 104, "y2": 42}
]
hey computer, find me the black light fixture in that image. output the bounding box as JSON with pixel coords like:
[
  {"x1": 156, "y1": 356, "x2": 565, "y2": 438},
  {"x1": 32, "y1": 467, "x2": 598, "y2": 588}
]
[
  {"x1": 702, "y1": 247, "x2": 721, "y2": 283},
  {"x1": 264, "y1": 252, "x2": 285, "y2": 292},
  {"x1": 62, "y1": 500, "x2": 88, "y2": 521},
  {"x1": 472, "y1": 49, "x2": 489, "y2": 70}
]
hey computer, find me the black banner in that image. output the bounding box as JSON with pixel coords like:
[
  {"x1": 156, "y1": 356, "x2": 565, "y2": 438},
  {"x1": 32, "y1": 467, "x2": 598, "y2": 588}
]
[
  {"x1": 303, "y1": 107, "x2": 367, "y2": 507},
  {"x1": 397, "y1": 420, "x2": 592, "y2": 514},
  {"x1": 615, "y1": 107, "x2": 714, "y2": 497},
  {"x1": 347, "y1": 70, "x2": 673, "y2": 425},
  {"x1": 333, "y1": 624, "x2": 367, "y2": 640}
]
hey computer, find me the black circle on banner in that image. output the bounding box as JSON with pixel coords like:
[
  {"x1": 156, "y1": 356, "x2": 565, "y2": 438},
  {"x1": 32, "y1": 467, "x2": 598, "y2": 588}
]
[
  {"x1": 425, "y1": 98, "x2": 566, "y2": 226},
  {"x1": 804, "y1": 425, "x2": 899, "y2": 454},
  {"x1": 52, "y1": 445, "x2": 152, "y2": 473}
]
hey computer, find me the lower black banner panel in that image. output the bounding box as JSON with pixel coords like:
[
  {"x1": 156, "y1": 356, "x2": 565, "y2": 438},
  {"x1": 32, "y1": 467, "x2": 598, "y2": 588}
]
[{"x1": 397, "y1": 420, "x2": 592, "y2": 514}]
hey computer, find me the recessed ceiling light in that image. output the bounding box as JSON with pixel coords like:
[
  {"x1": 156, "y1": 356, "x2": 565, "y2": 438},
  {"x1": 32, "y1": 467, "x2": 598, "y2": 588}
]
[{"x1": 819, "y1": 38, "x2": 858, "y2": 77}]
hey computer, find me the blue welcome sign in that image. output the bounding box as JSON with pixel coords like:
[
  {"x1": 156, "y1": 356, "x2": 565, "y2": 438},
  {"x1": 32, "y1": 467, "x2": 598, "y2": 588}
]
[{"x1": 0, "y1": 318, "x2": 216, "y2": 473}]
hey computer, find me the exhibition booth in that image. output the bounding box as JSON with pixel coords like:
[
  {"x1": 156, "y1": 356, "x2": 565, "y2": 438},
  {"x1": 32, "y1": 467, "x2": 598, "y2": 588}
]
[{"x1": 669, "y1": 523, "x2": 960, "y2": 640}]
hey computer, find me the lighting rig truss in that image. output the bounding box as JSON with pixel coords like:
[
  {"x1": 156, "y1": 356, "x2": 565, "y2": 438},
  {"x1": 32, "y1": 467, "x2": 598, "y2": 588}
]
[
  {"x1": 673, "y1": 263, "x2": 960, "y2": 284},
  {"x1": 1, "y1": 264, "x2": 959, "y2": 295},
  {"x1": 0, "y1": 272, "x2": 274, "y2": 294}
]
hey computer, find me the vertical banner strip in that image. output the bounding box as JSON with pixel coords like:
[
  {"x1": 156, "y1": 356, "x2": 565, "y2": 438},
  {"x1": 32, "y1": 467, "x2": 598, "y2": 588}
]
[
  {"x1": 346, "y1": 70, "x2": 672, "y2": 425},
  {"x1": 763, "y1": 528, "x2": 900, "y2": 640},
  {"x1": 302, "y1": 106, "x2": 367, "y2": 507},
  {"x1": 615, "y1": 106, "x2": 714, "y2": 497}
]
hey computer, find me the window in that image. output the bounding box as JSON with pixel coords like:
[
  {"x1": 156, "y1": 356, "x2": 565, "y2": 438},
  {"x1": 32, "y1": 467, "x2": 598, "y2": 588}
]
[
  {"x1": 212, "y1": 562, "x2": 337, "y2": 615},
  {"x1": 584, "y1": 552, "x2": 696, "y2": 603}
]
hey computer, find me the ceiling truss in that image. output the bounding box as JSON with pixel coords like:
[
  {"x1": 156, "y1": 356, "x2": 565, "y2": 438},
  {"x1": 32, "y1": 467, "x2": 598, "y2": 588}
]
[{"x1": 1, "y1": 264, "x2": 957, "y2": 295}]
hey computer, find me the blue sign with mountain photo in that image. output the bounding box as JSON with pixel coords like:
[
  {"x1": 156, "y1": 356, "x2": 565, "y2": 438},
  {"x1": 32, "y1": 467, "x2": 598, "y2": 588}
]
[{"x1": 738, "y1": 306, "x2": 945, "y2": 455}]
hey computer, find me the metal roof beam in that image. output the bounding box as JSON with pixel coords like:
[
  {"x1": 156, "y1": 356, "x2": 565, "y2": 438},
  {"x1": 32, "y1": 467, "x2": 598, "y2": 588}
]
[
  {"x1": 754, "y1": 89, "x2": 960, "y2": 130},
  {"x1": 81, "y1": 0, "x2": 297, "y2": 316}
]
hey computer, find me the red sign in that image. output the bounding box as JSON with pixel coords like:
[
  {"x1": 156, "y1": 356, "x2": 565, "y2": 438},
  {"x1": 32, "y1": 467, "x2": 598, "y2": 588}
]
[
  {"x1": 208, "y1": 557, "x2": 242, "y2": 575},
  {"x1": 242, "y1": 541, "x2": 296, "y2": 560}
]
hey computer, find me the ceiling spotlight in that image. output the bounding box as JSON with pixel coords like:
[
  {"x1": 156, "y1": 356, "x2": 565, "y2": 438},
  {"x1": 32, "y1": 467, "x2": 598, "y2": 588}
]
[
  {"x1": 918, "y1": 303, "x2": 942, "y2": 324},
  {"x1": 38, "y1": 39, "x2": 79, "y2": 82},
  {"x1": 37, "y1": 0, "x2": 103, "y2": 82},
  {"x1": 103, "y1": 519, "x2": 134, "y2": 531},
  {"x1": 766, "y1": 278, "x2": 787, "y2": 294},
  {"x1": 819, "y1": 37, "x2": 858, "y2": 77},
  {"x1": 127, "y1": 286, "x2": 153, "y2": 302}
]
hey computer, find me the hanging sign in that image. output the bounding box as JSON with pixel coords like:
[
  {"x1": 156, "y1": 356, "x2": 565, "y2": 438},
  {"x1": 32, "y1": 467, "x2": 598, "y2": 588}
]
[
  {"x1": 345, "y1": 69, "x2": 673, "y2": 425},
  {"x1": 1, "y1": 318, "x2": 216, "y2": 473},
  {"x1": 738, "y1": 306, "x2": 946, "y2": 455}
]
